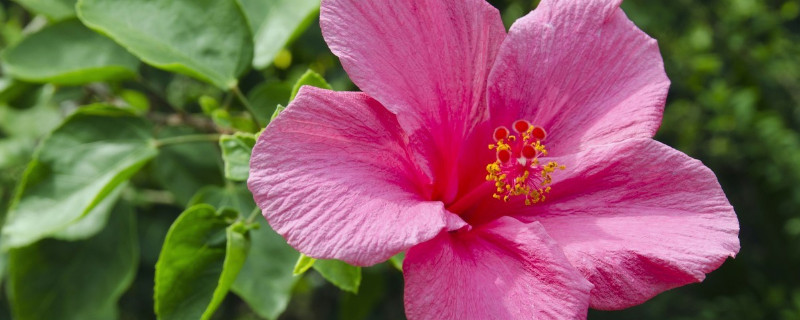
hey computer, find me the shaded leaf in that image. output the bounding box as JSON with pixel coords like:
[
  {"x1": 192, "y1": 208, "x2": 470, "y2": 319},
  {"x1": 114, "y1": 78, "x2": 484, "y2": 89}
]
[
  {"x1": 232, "y1": 217, "x2": 300, "y2": 320},
  {"x1": 152, "y1": 127, "x2": 223, "y2": 205},
  {"x1": 6, "y1": 202, "x2": 138, "y2": 320},
  {"x1": 188, "y1": 184, "x2": 255, "y2": 216},
  {"x1": 238, "y1": 0, "x2": 319, "y2": 69},
  {"x1": 1, "y1": 19, "x2": 139, "y2": 85},
  {"x1": 1, "y1": 105, "x2": 157, "y2": 249},
  {"x1": 77, "y1": 0, "x2": 253, "y2": 89}
]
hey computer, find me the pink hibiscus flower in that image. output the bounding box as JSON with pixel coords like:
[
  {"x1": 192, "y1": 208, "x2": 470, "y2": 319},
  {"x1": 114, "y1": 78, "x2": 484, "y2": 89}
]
[{"x1": 248, "y1": 0, "x2": 740, "y2": 318}]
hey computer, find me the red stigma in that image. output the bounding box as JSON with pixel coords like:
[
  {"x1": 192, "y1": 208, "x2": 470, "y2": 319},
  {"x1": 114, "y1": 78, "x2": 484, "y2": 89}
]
[
  {"x1": 521, "y1": 144, "x2": 536, "y2": 159},
  {"x1": 493, "y1": 126, "x2": 509, "y2": 141},
  {"x1": 531, "y1": 127, "x2": 546, "y2": 140},
  {"x1": 513, "y1": 120, "x2": 530, "y2": 133},
  {"x1": 496, "y1": 149, "x2": 511, "y2": 163}
]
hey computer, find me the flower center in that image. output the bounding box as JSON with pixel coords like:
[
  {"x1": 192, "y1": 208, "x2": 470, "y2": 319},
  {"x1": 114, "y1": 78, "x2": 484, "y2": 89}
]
[{"x1": 486, "y1": 120, "x2": 564, "y2": 205}]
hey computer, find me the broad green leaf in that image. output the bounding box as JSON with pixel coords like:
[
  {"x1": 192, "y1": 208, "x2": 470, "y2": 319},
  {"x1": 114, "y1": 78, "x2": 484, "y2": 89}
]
[
  {"x1": 154, "y1": 205, "x2": 245, "y2": 320},
  {"x1": 389, "y1": 252, "x2": 405, "y2": 272},
  {"x1": 0, "y1": 85, "x2": 63, "y2": 138},
  {"x1": 77, "y1": 0, "x2": 254, "y2": 89},
  {"x1": 1, "y1": 19, "x2": 139, "y2": 85},
  {"x1": 293, "y1": 253, "x2": 315, "y2": 276},
  {"x1": 314, "y1": 259, "x2": 362, "y2": 294},
  {"x1": 232, "y1": 217, "x2": 300, "y2": 320},
  {"x1": 290, "y1": 69, "x2": 332, "y2": 101},
  {"x1": 188, "y1": 184, "x2": 255, "y2": 216},
  {"x1": 1, "y1": 105, "x2": 158, "y2": 249},
  {"x1": 6, "y1": 202, "x2": 138, "y2": 320},
  {"x1": 220, "y1": 132, "x2": 257, "y2": 181},
  {"x1": 152, "y1": 127, "x2": 224, "y2": 205},
  {"x1": 50, "y1": 182, "x2": 126, "y2": 240},
  {"x1": 12, "y1": 0, "x2": 76, "y2": 21},
  {"x1": 238, "y1": 0, "x2": 319, "y2": 69}
]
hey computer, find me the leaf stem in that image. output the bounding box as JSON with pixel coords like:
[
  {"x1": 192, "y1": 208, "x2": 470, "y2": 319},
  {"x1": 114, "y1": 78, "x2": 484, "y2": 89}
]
[
  {"x1": 232, "y1": 86, "x2": 263, "y2": 128},
  {"x1": 246, "y1": 206, "x2": 262, "y2": 224},
  {"x1": 155, "y1": 134, "x2": 221, "y2": 147}
]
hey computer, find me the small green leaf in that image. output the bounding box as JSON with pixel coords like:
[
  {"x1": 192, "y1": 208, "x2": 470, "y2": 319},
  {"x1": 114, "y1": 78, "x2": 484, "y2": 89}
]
[
  {"x1": 77, "y1": 0, "x2": 254, "y2": 89},
  {"x1": 290, "y1": 69, "x2": 332, "y2": 101},
  {"x1": 154, "y1": 204, "x2": 247, "y2": 320},
  {"x1": 1, "y1": 19, "x2": 139, "y2": 85},
  {"x1": 1, "y1": 105, "x2": 158, "y2": 249},
  {"x1": 6, "y1": 202, "x2": 138, "y2": 320},
  {"x1": 220, "y1": 132, "x2": 257, "y2": 182},
  {"x1": 292, "y1": 253, "x2": 362, "y2": 293},
  {"x1": 119, "y1": 89, "x2": 150, "y2": 113},
  {"x1": 232, "y1": 218, "x2": 300, "y2": 320},
  {"x1": 199, "y1": 95, "x2": 220, "y2": 115},
  {"x1": 271, "y1": 104, "x2": 286, "y2": 122},
  {"x1": 12, "y1": 0, "x2": 77, "y2": 21},
  {"x1": 238, "y1": 0, "x2": 320, "y2": 69},
  {"x1": 313, "y1": 259, "x2": 362, "y2": 294},
  {"x1": 389, "y1": 252, "x2": 405, "y2": 272},
  {"x1": 293, "y1": 253, "x2": 316, "y2": 276}
]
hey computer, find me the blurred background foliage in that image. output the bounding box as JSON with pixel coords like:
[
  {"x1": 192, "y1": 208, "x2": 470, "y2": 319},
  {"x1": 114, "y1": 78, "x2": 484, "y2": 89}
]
[{"x1": 0, "y1": 0, "x2": 797, "y2": 319}]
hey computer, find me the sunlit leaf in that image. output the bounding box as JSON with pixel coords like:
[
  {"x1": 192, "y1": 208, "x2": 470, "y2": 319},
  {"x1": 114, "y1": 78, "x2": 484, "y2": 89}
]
[
  {"x1": 1, "y1": 19, "x2": 139, "y2": 85},
  {"x1": 77, "y1": 0, "x2": 253, "y2": 89},
  {"x1": 1, "y1": 105, "x2": 157, "y2": 249}
]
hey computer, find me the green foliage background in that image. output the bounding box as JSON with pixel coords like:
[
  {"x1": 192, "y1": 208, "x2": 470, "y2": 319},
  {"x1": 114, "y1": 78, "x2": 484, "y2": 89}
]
[{"x1": 0, "y1": 0, "x2": 798, "y2": 319}]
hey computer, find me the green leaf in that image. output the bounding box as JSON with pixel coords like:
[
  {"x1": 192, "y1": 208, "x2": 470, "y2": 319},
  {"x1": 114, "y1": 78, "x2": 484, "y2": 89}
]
[
  {"x1": 50, "y1": 182, "x2": 126, "y2": 240},
  {"x1": 154, "y1": 205, "x2": 246, "y2": 320},
  {"x1": 293, "y1": 253, "x2": 315, "y2": 276},
  {"x1": 6, "y1": 202, "x2": 139, "y2": 320},
  {"x1": 313, "y1": 259, "x2": 362, "y2": 294},
  {"x1": 389, "y1": 252, "x2": 405, "y2": 272},
  {"x1": 292, "y1": 253, "x2": 361, "y2": 293},
  {"x1": 271, "y1": 104, "x2": 286, "y2": 122},
  {"x1": 238, "y1": 0, "x2": 319, "y2": 69},
  {"x1": 232, "y1": 218, "x2": 300, "y2": 320},
  {"x1": 188, "y1": 184, "x2": 255, "y2": 216},
  {"x1": 152, "y1": 127, "x2": 224, "y2": 205},
  {"x1": 1, "y1": 19, "x2": 139, "y2": 85},
  {"x1": 247, "y1": 80, "x2": 291, "y2": 122},
  {"x1": 1, "y1": 105, "x2": 158, "y2": 249},
  {"x1": 11, "y1": 0, "x2": 77, "y2": 21},
  {"x1": 206, "y1": 223, "x2": 250, "y2": 319},
  {"x1": 290, "y1": 69, "x2": 332, "y2": 101},
  {"x1": 77, "y1": 0, "x2": 254, "y2": 89},
  {"x1": 220, "y1": 132, "x2": 257, "y2": 182}
]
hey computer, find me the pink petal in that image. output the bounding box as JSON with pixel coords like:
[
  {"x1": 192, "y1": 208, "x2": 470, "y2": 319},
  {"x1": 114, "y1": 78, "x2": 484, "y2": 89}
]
[
  {"x1": 404, "y1": 217, "x2": 592, "y2": 320},
  {"x1": 320, "y1": 0, "x2": 506, "y2": 203},
  {"x1": 488, "y1": 0, "x2": 670, "y2": 156},
  {"x1": 248, "y1": 87, "x2": 465, "y2": 266},
  {"x1": 519, "y1": 139, "x2": 740, "y2": 309}
]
